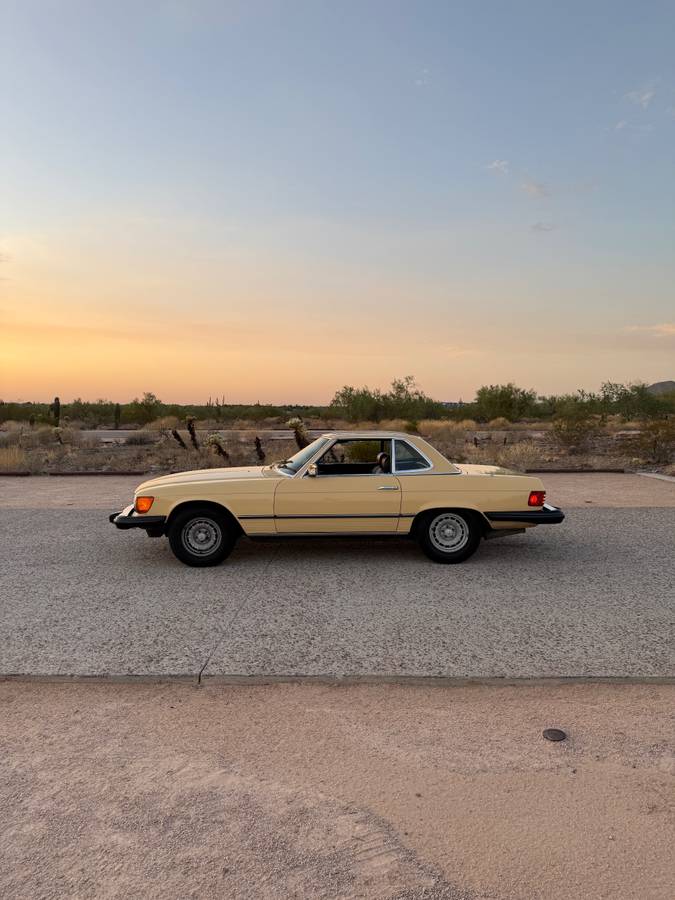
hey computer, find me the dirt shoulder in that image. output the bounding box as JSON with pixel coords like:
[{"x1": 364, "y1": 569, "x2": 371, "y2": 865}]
[
  {"x1": 1, "y1": 472, "x2": 674, "y2": 509},
  {"x1": 1, "y1": 681, "x2": 673, "y2": 900}
]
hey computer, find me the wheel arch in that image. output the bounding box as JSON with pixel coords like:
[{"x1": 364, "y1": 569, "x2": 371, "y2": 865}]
[
  {"x1": 166, "y1": 499, "x2": 244, "y2": 535},
  {"x1": 410, "y1": 506, "x2": 491, "y2": 537}
]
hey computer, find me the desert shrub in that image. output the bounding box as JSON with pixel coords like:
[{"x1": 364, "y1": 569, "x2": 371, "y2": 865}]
[
  {"x1": 488, "y1": 417, "x2": 511, "y2": 429},
  {"x1": 633, "y1": 418, "x2": 675, "y2": 464},
  {"x1": 55, "y1": 427, "x2": 82, "y2": 445},
  {"x1": 404, "y1": 420, "x2": 419, "y2": 433},
  {"x1": 420, "y1": 420, "x2": 468, "y2": 441},
  {"x1": 552, "y1": 401, "x2": 600, "y2": 453},
  {"x1": 147, "y1": 416, "x2": 180, "y2": 431},
  {"x1": 287, "y1": 416, "x2": 310, "y2": 449},
  {"x1": 0, "y1": 429, "x2": 22, "y2": 447},
  {"x1": 474, "y1": 384, "x2": 537, "y2": 421},
  {"x1": 0, "y1": 447, "x2": 28, "y2": 471},
  {"x1": 378, "y1": 419, "x2": 408, "y2": 432},
  {"x1": 330, "y1": 376, "x2": 445, "y2": 422},
  {"x1": 125, "y1": 431, "x2": 156, "y2": 446},
  {"x1": 345, "y1": 440, "x2": 381, "y2": 462},
  {"x1": 495, "y1": 441, "x2": 541, "y2": 471}
]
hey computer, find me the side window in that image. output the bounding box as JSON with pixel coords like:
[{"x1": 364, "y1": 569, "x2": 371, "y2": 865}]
[
  {"x1": 394, "y1": 440, "x2": 430, "y2": 472},
  {"x1": 315, "y1": 439, "x2": 392, "y2": 475}
]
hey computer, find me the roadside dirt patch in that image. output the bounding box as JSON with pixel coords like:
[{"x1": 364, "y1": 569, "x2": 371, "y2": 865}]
[
  {"x1": 1, "y1": 681, "x2": 672, "y2": 899},
  {"x1": 522, "y1": 472, "x2": 675, "y2": 507}
]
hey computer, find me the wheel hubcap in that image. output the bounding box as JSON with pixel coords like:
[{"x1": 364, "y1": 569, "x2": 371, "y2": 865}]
[
  {"x1": 428, "y1": 513, "x2": 469, "y2": 553},
  {"x1": 182, "y1": 518, "x2": 222, "y2": 556}
]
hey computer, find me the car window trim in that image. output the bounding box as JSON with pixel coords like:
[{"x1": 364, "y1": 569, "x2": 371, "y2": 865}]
[
  {"x1": 392, "y1": 438, "x2": 434, "y2": 475},
  {"x1": 297, "y1": 437, "x2": 394, "y2": 477}
]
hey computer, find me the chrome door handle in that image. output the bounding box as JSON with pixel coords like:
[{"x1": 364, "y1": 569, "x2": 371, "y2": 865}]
[{"x1": 377, "y1": 485, "x2": 399, "y2": 490}]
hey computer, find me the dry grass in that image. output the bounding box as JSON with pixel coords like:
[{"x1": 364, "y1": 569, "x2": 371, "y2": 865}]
[
  {"x1": 0, "y1": 447, "x2": 28, "y2": 471},
  {"x1": 463, "y1": 441, "x2": 542, "y2": 472},
  {"x1": 419, "y1": 420, "x2": 474, "y2": 440}
]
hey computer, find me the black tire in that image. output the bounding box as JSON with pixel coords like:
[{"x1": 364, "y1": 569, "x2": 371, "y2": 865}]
[
  {"x1": 416, "y1": 510, "x2": 482, "y2": 564},
  {"x1": 168, "y1": 506, "x2": 237, "y2": 567}
]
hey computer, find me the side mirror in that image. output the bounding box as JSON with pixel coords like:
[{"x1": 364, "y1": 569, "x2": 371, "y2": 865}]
[{"x1": 307, "y1": 464, "x2": 318, "y2": 477}]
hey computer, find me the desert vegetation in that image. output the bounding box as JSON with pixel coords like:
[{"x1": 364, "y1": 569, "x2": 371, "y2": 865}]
[{"x1": 0, "y1": 378, "x2": 673, "y2": 475}]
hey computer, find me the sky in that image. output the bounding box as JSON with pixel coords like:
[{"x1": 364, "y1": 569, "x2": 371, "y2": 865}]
[{"x1": 1, "y1": 0, "x2": 674, "y2": 404}]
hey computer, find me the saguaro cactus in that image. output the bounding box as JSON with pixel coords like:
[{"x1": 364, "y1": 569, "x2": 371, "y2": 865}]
[
  {"x1": 50, "y1": 396, "x2": 61, "y2": 427},
  {"x1": 114, "y1": 403, "x2": 121, "y2": 429}
]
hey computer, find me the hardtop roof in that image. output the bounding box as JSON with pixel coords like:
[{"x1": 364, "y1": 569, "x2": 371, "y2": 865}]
[{"x1": 320, "y1": 431, "x2": 420, "y2": 440}]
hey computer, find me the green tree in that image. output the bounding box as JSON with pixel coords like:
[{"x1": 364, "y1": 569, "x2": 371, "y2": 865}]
[
  {"x1": 474, "y1": 384, "x2": 537, "y2": 421},
  {"x1": 125, "y1": 392, "x2": 163, "y2": 426}
]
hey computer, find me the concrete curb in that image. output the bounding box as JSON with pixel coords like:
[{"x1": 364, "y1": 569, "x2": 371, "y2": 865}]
[
  {"x1": 637, "y1": 472, "x2": 675, "y2": 483},
  {"x1": 1, "y1": 673, "x2": 673, "y2": 687},
  {"x1": 525, "y1": 468, "x2": 626, "y2": 474}
]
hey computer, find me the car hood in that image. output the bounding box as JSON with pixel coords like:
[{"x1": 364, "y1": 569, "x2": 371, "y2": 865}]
[{"x1": 136, "y1": 465, "x2": 269, "y2": 493}]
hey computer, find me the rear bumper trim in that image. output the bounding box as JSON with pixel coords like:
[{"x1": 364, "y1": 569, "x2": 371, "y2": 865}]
[{"x1": 485, "y1": 503, "x2": 565, "y2": 525}]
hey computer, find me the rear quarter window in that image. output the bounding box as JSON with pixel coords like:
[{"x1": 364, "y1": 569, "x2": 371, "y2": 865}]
[{"x1": 394, "y1": 440, "x2": 431, "y2": 472}]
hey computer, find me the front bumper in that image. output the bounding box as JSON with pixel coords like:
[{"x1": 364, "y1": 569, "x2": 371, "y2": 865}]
[
  {"x1": 485, "y1": 503, "x2": 565, "y2": 525},
  {"x1": 110, "y1": 504, "x2": 167, "y2": 532}
]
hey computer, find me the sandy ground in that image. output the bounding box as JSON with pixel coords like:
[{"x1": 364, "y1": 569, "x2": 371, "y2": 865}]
[
  {"x1": 1, "y1": 681, "x2": 673, "y2": 900},
  {"x1": 2, "y1": 471, "x2": 675, "y2": 509}
]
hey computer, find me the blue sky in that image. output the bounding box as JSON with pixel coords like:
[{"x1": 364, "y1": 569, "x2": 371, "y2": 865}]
[{"x1": 2, "y1": 0, "x2": 674, "y2": 402}]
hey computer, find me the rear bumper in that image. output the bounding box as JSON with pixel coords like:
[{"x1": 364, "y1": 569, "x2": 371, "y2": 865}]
[
  {"x1": 110, "y1": 504, "x2": 167, "y2": 532},
  {"x1": 485, "y1": 503, "x2": 565, "y2": 525}
]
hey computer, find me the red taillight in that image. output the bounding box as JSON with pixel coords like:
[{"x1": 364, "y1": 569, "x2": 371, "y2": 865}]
[{"x1": 528, "y1": 490, "x2": 546, "y2": 507}]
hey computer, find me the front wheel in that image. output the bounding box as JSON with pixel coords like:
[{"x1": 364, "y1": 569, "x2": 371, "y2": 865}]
[
  {"x1": 417, "y1": 510, "x2": 482, "y2": 564},
  {"x1": 168, "y1": 507, "x2": 237, "y2": 567}
]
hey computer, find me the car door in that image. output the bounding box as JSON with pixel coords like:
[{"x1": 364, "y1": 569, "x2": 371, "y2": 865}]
[{"x1": 273, "y1": 439, "x2": 401, "y2": 533}]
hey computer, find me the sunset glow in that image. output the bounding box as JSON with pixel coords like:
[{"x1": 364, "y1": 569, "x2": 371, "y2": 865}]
[{"x1": 2, "y1": 1, "x2": 674, "y2": 403}]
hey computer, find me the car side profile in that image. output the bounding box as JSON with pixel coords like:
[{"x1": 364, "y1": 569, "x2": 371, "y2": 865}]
[{"x1": 110, "y1": 431, "x2": 564, "y2": 566}]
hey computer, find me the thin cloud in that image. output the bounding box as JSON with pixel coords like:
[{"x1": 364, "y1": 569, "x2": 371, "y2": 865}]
[
  {"x1": 615, "y1": 119, "x2": 627, "y2": 131},
  {"x1": 531, "y1": 221, "x2": 556, "y2": 233},
  {"x1": 625, "y1": 323, "x2": 675, "y2": 337},
  {"x1": 520, "y1": 178, "x2": 548, "y2": 198},
  {"x1": 414, "y1": 67, "x2": 430, "y2": 87},
  {"x1": 486, "y1": 159, "x2": 509, "y2": 175},
  {"x1": 624, "y1": 82, "x2": 658, "y2": 109}
]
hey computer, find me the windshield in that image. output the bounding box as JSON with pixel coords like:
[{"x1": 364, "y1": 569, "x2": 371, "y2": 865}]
[{"x1": 274, "y1": 436, "x2": 329, "y2": 474}]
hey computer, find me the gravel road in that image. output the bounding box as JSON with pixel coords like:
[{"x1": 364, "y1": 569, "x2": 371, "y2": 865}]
[{"x1": 0, "y1": 475, "x2": 673, "y2": 679}]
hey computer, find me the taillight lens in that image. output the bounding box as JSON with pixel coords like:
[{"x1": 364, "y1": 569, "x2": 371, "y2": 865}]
[
  {"x1": 135, "y1": 496, "x2": 154, "y2": 513},
  {"x1": 528, "y1": 490, "x2": 545, "y2": 507}
]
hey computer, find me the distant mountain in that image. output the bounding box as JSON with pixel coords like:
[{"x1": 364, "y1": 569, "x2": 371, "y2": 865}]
[{"x1": 647, "y1": 380, "x2": 675, "y2": 395}]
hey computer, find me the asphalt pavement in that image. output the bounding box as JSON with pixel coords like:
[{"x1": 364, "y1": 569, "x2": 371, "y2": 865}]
[{"x1": 1, "y1": 501, "x2": 673, "y2": 679}]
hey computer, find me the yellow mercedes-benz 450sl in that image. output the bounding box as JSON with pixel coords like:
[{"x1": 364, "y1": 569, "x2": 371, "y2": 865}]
[{"x1": 110, "y1": 431, "x2": 564, "y2": 566}]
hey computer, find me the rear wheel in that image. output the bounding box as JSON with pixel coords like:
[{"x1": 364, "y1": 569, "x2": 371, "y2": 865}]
[
  {"x1": 417, "y1": 510, "x2": 482, "y2": 564},
  {"x1": 168, "y1": 507, "x2": 237, "y2": 567}
]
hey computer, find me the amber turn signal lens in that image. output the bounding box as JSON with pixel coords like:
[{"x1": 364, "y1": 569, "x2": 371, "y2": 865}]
[
  {"x1": 135, "y1": 496, "x2": 154, "y2": 513},
  {"x1": 528, "y1": 490, "x2": 546, "y2": 507}
]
